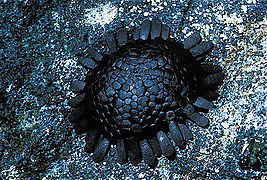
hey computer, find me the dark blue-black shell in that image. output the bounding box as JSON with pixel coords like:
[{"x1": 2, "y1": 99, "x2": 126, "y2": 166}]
[{"x1": 68, "y1": 20, "x2": 224, "y2": 167}]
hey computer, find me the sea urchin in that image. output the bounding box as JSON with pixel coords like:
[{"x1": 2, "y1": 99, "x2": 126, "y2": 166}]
[{"x1": 68, "y1": 19, "x2": 224, "y2": 167}]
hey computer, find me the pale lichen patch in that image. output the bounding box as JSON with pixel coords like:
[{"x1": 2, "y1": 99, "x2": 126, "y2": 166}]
[{"x1": 83, "y1": 2, "x2": 118, "y2": 27}]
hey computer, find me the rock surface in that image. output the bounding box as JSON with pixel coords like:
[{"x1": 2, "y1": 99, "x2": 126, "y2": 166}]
[{"x1": 0, "y1": 0, "x2": 265, "y2": 179}]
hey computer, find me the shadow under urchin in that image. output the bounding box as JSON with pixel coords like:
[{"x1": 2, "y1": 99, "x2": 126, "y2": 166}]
[{"x1": 68, "y1": 19, "x2": 224, "y2": 168}]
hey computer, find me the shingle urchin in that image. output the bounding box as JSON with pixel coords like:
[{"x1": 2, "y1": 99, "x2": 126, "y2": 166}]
[{"x1": 68, "y1": 20, "x2": 224, "y2": 167}]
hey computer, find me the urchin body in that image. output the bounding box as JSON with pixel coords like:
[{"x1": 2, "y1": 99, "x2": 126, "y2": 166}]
[{"x1": 68, "y1": 20, "x2": 224, "y2": 167}]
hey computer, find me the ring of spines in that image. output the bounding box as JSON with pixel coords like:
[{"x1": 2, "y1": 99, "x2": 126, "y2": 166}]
[{"x1": 68, "y1": 19, "x2": 224, "y2": 168}]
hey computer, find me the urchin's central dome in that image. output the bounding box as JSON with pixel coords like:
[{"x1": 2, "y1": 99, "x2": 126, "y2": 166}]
[{"x1": 88, "y1": 39, "x2": 197, "y2": 136}]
